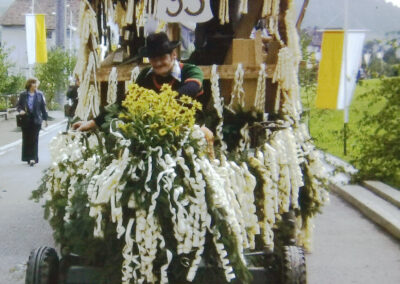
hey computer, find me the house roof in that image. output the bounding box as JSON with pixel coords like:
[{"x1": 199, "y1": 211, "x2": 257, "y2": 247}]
[{"x1": 0, "y1": 0, "x2": 80, "y2": 30}]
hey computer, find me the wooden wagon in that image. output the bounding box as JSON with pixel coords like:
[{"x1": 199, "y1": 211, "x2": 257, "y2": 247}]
[{"x1": 26, "y1": 1, "x2": 327, "y2": 283}]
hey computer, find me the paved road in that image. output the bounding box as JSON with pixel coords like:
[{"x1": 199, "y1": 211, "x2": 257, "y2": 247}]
[
  {"x1": 0, "y1": 121, "x2": 64, "y2": 284},
  {"x1": 0, "y1": 115, "x2": 399, "y2": 284},
  {"x1": 306, "y1": 193, "x2": 400, "y2": 284}
]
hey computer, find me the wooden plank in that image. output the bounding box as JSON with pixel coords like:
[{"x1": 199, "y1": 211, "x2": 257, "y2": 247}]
[
  {"x1": 233, "y1": 0, "x2": 264, "y2": 39},
  {"x1": 224, "y1": 0, "x2": 264, "y2": 63},
  {"x1": 96, "y1": 64, "x2": 276, "y2": 82}
]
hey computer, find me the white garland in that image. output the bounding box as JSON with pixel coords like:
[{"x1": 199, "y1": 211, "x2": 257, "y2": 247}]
[
  {"x1": 75, "y1": 51, "x2": 100, "y2": 120},
  {"x1": 87, "y1": 147, "x2": 131, "y2": 238},
  {"x1": 115, "y1": 1, "x2": 127, "y2": 29},
  {"x1": 238, "y1": 123, "x2": 250, "y2": 152},
  {"x1": 255, "y1": 63, "x2": 267, "y2": 113},
  {"x1": 219, "y1": 0, "x2": 230, "y2": 24},
  {"x1": 249, "y1": 154, "x2": 275, "y2": 249},
  {"x1": 179, "y1": 147, "x2": 210, "y2": 281},
  {"x1": 228, "y1": 161, "x2": 259, "y2": 249},
  {"x1": 135, "y1": 0, "x2": 147, "y2": 34},
  {"x1": 107, "y1": 67, "x2": 118, "y2": 105},
  {"x1": 74, "y1": 0, "x2": 99, "y2": 83},
  {"x1": 125, "y1": 0, "x2": 135, "y2": 25},
  {"x1": 262, "y1": 0, "x2": 273, "y2": 17},
  {"x1": 228, "y1": 63, "x2": 245, "y2": 112},
  {"x1": 210, "y1": 65, "x2": 228, "y2": 153},
  {"x1": 215, "y1": 157, "x2": 249, "y2": 249},
  {"x1": 272, "y1": 47, "x2": 302, "y2": 121},
  {"x1": 239, "y1": 0, "x2": 248, "y2": 14},
  {"x1": 285, "y1": 0, "x2": 302, "y2": 67},
  {"x1": 197, "y1": 157, "x2": 248, "y2": 282},
  {"x1": 263, "y1": 0, "x2": 281, "y2": 43},
  {"x1": 130, "y1": 66, "x2": 141, "y2": 83}
]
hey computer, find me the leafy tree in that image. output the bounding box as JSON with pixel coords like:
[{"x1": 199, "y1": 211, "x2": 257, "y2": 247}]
[
  {"x1": 34, "y1": 48, "x2": 76, "y2": 110},
  {"x1": 351, "y1": 77, "x2": 400, "y2": 188},
  {"x1": 298, "y1": 30, "x2": 318, "y2": 127},
  {"x1": 298, "y1": 31, "x2": 318, "y2": 92},
  {"x1": 383, "y1": 47, "x2": 400, "y2": 65},
  {"x1": 0, "y1": 46, "x2": 25, "y2": 96}
]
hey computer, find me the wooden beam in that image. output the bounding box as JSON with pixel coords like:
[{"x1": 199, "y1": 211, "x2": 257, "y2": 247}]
[
  {"x1": 232, "y1": 0, "x2": 264, "y2": 39},
  {"x1": 224, "y1": 0, "x2": 264, "y2": 64},
  {"x1": 200, "y1": 65, "x2": 275, "y2": 79},
  {"x1": 96, "y1": 64, "x2": 276, "y2": 82}
]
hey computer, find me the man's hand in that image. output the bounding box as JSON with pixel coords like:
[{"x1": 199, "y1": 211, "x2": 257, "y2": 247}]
[
  {"x1": 19, "y1": 110, "x2": 26, "y2": 115},
  {"x1": 72, "y1": 120, "x2": 97, "y2": 131},
  {"x1": 44, "y1": 120, "x2": 48, "y2": 128}
]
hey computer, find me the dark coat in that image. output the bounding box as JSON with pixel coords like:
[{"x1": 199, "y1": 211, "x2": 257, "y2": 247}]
[{"x1": 17, "y1": 90, "x2": 48, "y2": 126}]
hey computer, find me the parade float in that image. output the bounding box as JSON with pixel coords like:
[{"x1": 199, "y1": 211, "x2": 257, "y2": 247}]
[{"x1": 27, "y1": 0, "x2": 328, "y2": 283}]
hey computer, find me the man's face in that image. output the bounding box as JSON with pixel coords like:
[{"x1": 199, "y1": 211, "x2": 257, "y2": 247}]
[{"x1": 149, "y1": 51, "x2": 175, "y2": 77}]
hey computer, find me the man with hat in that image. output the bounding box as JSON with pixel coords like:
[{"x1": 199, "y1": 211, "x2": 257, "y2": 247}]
[
  {"x1": 73, "y1": 32, "x2": 210, "y2": 140},
  {"x1": 135, "y1": 32, "x2": 204, "y2": 97}
]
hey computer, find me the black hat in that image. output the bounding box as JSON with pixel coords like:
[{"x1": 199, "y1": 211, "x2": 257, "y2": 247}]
[{"x1": 138, "y1": 32, "x2": 181, "y2": 58}]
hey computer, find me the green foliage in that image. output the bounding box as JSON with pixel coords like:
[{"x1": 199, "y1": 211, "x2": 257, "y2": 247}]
[
  {"x1": 34, "y1": 48, "x2": 76, "y2": 110},
  {"x1": 299, "y1": 30, "x2": 318, "y2": 127},
  {"x1": 302, "y1": 77, "x2": 400, "y2": 188},
  {"x1": 351, "y1": 77, "x2": 400, "y2": 188},
  {"x1": 364, "y1": 38, "x2": 400, "y2": 78},
  {"x1": 0, "y1": 46, "x2": 25, "y2": 95},
  {"x1": 298, "y1": 31, "x2": 318, "y2": 93}
]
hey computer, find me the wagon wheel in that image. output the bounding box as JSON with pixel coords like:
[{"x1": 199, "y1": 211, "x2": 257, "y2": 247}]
[
  {"x1": 25, "y1": 246, "x2": 59, "y2": 284},
  {"x1": 280, "y1": 246, "x2": 306, "y2": 284}
]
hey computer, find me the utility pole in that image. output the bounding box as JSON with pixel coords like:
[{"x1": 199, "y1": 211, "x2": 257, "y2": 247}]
[
  {"x1": 56, "y1": 0, "x2": 65, "y2": 48},
  {"x1": 296, "y1": 0, "x2": 310, "y2": 32},
  {"x1": 343, "y1": 0, "x2": 349, "y2": 156}
]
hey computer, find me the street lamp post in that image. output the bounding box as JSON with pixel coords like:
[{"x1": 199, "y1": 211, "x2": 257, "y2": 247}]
[{"x1": 56, "y1": 0, "x2": 65, "y2": 48}]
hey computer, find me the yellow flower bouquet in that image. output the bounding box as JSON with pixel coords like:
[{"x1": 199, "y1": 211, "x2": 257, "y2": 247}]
[{"x1": 116, "y1": 83, "x2": 202, "y2": 153}]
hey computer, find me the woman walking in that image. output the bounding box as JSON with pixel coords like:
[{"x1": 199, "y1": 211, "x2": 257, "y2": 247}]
[{"x1": 17, "y1": 78, "x2": 48, "y2": 166}]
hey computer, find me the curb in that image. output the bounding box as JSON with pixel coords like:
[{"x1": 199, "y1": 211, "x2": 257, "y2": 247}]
[{"x1": 330, "y1": 183, "x2": 400, "y2": 240}]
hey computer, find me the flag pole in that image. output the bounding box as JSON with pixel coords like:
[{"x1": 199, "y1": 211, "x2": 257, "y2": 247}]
[
  {"x1": 28, "y1": 0, "x2": 35, "y2": 77},
  {"x1": 343, "y1": 0, "x2": 349, "y2": 155}
]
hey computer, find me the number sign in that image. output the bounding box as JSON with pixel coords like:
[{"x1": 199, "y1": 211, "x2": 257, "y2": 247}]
[{"x1": 157, "y1": 0, "x2": 213, "y2": 24}]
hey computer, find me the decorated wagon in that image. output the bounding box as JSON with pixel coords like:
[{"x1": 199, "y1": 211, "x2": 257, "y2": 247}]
[{"x1": 26, "y1": 0, "x2": 328, "y2": 283}]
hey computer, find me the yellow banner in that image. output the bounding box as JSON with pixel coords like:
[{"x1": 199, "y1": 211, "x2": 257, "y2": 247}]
[
  {"x1": 35, "y1": 14, "x2": 48, "y2": 63},
  {"x1": 316, "y1": 31, "x2": 344, "y2": 109}
]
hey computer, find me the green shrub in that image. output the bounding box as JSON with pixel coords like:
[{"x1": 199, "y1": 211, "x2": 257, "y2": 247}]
[
  {"x1": 0, "y1": 46, "x2": 25, "y2": 95},
  {"x1": 351, "y1": 77, "x2": 400, "y2": 188},
  {"x1": 34, "y1": 48, "x2": 76, "y2": 110}
]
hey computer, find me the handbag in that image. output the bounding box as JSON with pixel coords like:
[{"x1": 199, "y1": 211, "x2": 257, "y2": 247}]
[
  {"x1": 64, "y1": 103, "x2": 73, "y2": 117},
  {"x1": 16, "y1": 113, "x2": 29, "y2": 128}
]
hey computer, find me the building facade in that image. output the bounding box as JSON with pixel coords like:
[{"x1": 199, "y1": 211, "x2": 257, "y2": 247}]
[{"x1": 0, "y1": 0, "x2": 80, "y2": 77}]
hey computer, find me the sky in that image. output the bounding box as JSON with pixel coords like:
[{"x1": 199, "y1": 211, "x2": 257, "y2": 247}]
[{"x1": 385, "y1": 0, "x2": 400, "y2": 7}]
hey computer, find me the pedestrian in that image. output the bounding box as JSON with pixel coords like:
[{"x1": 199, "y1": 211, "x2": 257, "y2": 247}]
[
  {"x1": 66, "y1": 76, "x2": 79, "y2": 116},
  {"x1": 16, "y1": 78, "x2": 48, "y2": 166},
  {"x1": 65, "y1": 76, "x2": 80, "y2": 129}
]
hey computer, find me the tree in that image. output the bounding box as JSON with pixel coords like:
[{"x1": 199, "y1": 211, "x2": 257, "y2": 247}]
[
  {"x1": 0, "y1": 46, "x2": 25, "y2": 95},
  {"x1": 34, "y1": 48, "x2": 76, "y2": 110},
  {"x1": 352, "y1": 77, "x2": 400, "y2": 188}
]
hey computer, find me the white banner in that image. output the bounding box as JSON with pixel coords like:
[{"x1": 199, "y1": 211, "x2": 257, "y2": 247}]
[
  {"x1": 337, "y1": 31, "x2": 365, "y2": 110},
  {"x1": 156, "y1": 0, "x2": 213, "y2": 24},
  {"x1": 26, "y1": 14, "x2": 36, "y2": 65}
]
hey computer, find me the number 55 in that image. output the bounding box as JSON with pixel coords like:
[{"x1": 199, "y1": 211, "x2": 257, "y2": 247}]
[{"x1": 167, "y1": 0, "x2": 205, "y2": 17}]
